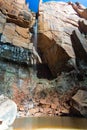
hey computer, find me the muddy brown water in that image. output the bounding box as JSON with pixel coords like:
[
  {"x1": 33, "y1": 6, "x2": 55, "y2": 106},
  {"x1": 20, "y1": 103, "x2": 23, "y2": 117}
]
[{"x1": 12, "y1": 117, "x2": 87, "y2": 130}]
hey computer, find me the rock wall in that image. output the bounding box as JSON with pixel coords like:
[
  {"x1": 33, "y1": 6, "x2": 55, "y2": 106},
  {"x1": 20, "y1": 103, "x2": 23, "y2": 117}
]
[
  {"x1": 0, "y1": 0, "x2": 36, "y2": 65},
  {"x1": 38, "y1": 2, "x2": 87, "y2": 77},
  {"x1": 0, "y1": 0, "x2": 37, "y2": 105}
]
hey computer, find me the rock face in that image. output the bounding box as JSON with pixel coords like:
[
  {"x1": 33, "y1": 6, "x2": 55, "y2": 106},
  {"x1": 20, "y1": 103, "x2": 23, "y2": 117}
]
[
  {"x1": 0, "y1": 0, "x2": 87, "y2": 118},
  {"x1": 38, "y1": 2, "x2": 87, "y2": 77},
  {"x1": 0, "y1": 0, "x2": 36, "y2": 65},
  {"x1": 71, "y1": 89, "x2": 87, "y2": 117}
]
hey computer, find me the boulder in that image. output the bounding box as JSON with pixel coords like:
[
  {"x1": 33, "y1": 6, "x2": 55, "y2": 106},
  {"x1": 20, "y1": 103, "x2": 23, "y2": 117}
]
[
  {"x1": 71, "y1": 90, "x2": 87, "y2": 117},
  {"x1": 71, "y1": 30, "x2": 87, "y2": 65},
  {"x1": 0, "y1": 95, "x2": 17, "y2": 129}
]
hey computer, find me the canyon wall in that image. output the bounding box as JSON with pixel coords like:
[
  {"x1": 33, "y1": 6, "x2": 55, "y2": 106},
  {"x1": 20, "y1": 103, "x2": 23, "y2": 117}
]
[
  {"x1": 0, "y1": 0, "x2": 87, "y2": 117},
  {"x1": 38, "y1": 1, "x2": 87, "y2": 77},
  {"x1": 0, "y1": 0, "x2": 36, "y2": 65}
]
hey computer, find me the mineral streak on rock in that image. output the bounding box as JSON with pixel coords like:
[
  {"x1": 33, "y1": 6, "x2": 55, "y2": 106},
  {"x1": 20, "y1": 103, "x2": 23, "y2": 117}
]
[{"x1": 38, "y1": 1, "x2": 87, "y2": 77}]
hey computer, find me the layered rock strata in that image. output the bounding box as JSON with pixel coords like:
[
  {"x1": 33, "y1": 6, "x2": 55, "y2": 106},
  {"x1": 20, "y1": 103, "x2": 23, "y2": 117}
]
[
  {"x1": 0, "y1": 0, "x2": 36, "y2": 65},
  {"x1": 38, "y1": 2, "x2": 87, "y2": 77}
]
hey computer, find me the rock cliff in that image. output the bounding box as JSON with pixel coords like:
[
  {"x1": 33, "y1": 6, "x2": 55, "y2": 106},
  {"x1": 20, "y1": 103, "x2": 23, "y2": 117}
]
[
  {"x1": 0, "y1": 0, "x2": 87, "y2": 118},
  {"x1": 38, "y1": 1, "x2": 87, "y2": 77},
  {"x1": 0, "y1": 0, "x2": 36, "y2": 65}
]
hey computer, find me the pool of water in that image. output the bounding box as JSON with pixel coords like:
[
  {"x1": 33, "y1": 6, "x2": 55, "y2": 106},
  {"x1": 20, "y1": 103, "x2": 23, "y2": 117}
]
[{"x1": 11, "y1": 117, "x2": 87, "y2": 130}]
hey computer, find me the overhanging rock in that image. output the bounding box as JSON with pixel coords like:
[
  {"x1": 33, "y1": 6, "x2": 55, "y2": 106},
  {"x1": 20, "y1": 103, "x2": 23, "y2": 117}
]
[{"x1": 38, "y1": 1, "x2": 87, "y2": 77}]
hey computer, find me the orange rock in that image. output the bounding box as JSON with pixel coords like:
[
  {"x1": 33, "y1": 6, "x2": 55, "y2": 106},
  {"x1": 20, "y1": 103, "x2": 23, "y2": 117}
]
[
  {"x1": 34, "y1": 112, "x2": 42, "y2": 117},
  {"x1": 39, "y1": 107, "x2": 44, "y2": 113},
  {"x1": 0, "y1": 0, "x2": 34, "y2": 50},
  {"x1": 51, "y1": 103, "x2": 57, "y2": 109},
  {"x1": 41, "y1": 104, "x2": 50, "y2": 109},
  {"x1": 40, "y1": 99, "x2": 47, "y2": 104},
  {"x1": 29, "y1": 107, "x2": 39, "y2": 115},
  {"x1": 43, "y1": 108, "x2": 51, "y2": 113},
  {"x1": 40, "y1": 99, "x2": 50, "y2": 105},
  {"x1": 19, "y1": 106, "x2": 25, "y2": 111},
  {"x1": 16, "y1": 26, "x2": 29, "y2": 39}
]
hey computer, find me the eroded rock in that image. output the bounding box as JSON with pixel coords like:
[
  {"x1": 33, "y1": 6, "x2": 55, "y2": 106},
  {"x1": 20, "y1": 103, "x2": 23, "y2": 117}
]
[
  {"x1": 71, "y1": 89, "x2": 87, "y2": 117},
  {"x1": 71, "y1": 30, "x2": 87, "y2": 67},
  {"x1": 0, "y1": 0, "x2": 34, "y2": 48},
  {"x1": 38, "y1": 2, "x2": 87, "y2": 76},
  {"x1": 79, "y1": 20, "x2": 87, "y2": 34},
  {"x1": 0, "y1": 0, "x2": 40, "y2": 65}
]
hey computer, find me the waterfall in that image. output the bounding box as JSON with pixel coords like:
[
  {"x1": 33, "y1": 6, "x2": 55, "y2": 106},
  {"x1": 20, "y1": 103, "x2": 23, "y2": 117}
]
[
  {"x1": 33, "y1": 19, "x2": 38, "y2": 49},
  {"x1": 28, "y1": 18, "x2": 38, "y2": 93},
  {"x1": 30, "y1": 19, "x2": 38, "y2": 77}
]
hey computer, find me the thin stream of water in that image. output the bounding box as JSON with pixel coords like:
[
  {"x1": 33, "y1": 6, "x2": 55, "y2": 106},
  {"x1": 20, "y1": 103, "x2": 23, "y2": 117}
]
[{"x1": 29, "y1": 18, "x2": 38, "y2": 90}]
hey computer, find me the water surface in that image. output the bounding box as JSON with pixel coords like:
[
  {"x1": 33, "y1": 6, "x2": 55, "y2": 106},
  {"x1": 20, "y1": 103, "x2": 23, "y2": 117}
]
[{"x1": 12, "y1": 117, "x2": 87, "y2": 129}]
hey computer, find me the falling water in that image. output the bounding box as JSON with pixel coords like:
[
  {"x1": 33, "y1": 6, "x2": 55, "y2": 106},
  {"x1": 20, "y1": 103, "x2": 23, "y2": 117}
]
[
  {"x1": 33, "y1": 19, "x2": 38, "y2": 50},
  {"x1": 32, "y1": 19, "x2": 38, "y2": 77},
  {"x1": 29, "y1": 18, "x2": 38, "y2": 93}
]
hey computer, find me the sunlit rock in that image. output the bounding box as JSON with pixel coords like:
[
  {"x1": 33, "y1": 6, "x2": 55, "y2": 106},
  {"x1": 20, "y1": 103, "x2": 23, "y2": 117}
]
[
  {"x1": 0, "y1": 0, "x2": 39, "y2": 65},
  {"x1": 0, "y1": 95, "x2": 17, "y2": 129},
  {"x1": 38, "y1": 2, "x2": 87, "y2": 77}
]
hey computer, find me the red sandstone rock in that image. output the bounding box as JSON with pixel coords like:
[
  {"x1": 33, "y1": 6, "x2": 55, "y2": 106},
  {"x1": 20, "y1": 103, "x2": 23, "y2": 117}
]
[
  {"x1": 0, "y1": 0, "x2": 34, "y2": 48},
  {"x1": 29, "y1": 107, "x2": 39, "y2": 115},
  {"x1": 38, "y1": 1, "x2": 87, "y2": 76}
]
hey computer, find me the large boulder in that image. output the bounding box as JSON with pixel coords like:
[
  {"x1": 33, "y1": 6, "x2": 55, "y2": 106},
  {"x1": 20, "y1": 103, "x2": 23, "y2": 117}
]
[
  {"x1": 38, "y1": 2, "x2": 87, "y2": 76},
  {"x1": 71, "y1": 30, "x2": 87, "y2": 68},
  {"x1": 0, "y1": 95, "x2": 17, "y2": 129},
  {"x1": 71, "y1": 89, "x2": 87, "y2": 117}
]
